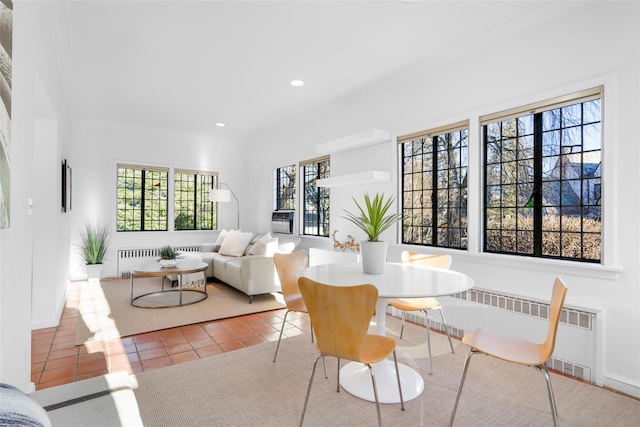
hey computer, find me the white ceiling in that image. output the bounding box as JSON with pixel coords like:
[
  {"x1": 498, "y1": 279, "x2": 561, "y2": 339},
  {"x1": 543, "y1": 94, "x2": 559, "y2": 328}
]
[{"x1": 50, "y1": 1, "x2": 573, "y2": 141}]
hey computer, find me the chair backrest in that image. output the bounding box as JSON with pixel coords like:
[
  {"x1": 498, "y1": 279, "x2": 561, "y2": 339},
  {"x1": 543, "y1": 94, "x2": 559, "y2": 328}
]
[
  {"x1": 401, "y1": 251, "x2": 452, "y2": 269},
  {"x1": 298, "y1": 277, "x2": 377, "y2": 361},
  {"x1": 541, "y1": 277, "x2": 568, "y2": 360},
  {"x1": 273, "y1": 250, "x2": 309, "y2": 309}
]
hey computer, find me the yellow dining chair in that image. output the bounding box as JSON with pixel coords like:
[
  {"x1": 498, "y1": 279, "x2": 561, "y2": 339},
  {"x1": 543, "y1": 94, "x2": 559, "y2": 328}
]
[
  {"x1": 387, "y1": 251, "x2": 454, "y2": 374},
  {"x1": 298, "y1": 277, "x2": 405, "y2": 427},
  {"x1": 272, "y1": 250, "x2": 311, "y2": 362},
  {"x1": 449, "y1": 277, "x2": 568, "y2": 427}
]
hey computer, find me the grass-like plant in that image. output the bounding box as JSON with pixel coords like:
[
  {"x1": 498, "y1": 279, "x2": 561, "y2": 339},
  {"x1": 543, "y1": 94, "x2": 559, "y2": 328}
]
[
  {"x1": 80, "y1": 223, "x2": 110, "y2": 265},
  {"x1": 159, "y1": 245, "x2": 178, "y2": 260},
  {"x1": 343, "y1": 193, "x2": 404, "y2": 242}
]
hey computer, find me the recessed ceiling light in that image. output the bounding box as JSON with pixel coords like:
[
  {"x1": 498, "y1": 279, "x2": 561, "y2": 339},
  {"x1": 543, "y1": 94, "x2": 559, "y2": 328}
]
[
  {"x1": 290, "y1": 80, "x2": 304, "y2": 87},
  {"x1": 216, "y1": 123, "x2": 226, "y2": 127}
]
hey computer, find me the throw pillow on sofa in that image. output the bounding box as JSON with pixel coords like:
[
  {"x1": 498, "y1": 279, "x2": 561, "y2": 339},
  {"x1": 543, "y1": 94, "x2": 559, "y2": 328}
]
[
  {"x1": 218, "y1": 230, "x2": 253, "y2": 257},
  {"x1": 212, "y1": 229, "x2": 228, "y2": 252},
  {"x1": 249, "y1": 234, "x2": 278, "y2": 256}
]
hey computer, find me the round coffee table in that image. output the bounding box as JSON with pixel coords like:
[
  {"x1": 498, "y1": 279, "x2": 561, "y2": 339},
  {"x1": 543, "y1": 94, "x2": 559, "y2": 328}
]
[{"x1": 130, "y1": 260, "x2": 208, "y2": 308}]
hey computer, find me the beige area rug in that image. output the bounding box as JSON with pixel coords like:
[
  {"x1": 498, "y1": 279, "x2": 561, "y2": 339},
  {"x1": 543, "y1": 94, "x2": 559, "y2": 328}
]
[
  {"x1": 75, "y1": 277, "x2": 286, "y2": 345},
  {"x1": 132, "y1": 316, "x2": 640, "y2": 427}
]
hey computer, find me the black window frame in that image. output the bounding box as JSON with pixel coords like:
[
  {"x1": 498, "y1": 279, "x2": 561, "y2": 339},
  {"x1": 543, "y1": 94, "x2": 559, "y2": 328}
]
[
  {"x1": 482, "y1": 87, "x2": 602, "y2": 263},
  {"x1": 400, "y1": 122, "x2": 469, "y2": 249},
  {"x1": 301, "y1": 156, "x2": 330, "y2": 237},
  {"x1": 116, "y1": 165, "x2": 169, "y2": 232},
  {"x1": 275, "y1": 164, "x2": 296, "y2": 211},
  {"x1": 174, "y1": 169, "x2": 218, "y2": 231}
]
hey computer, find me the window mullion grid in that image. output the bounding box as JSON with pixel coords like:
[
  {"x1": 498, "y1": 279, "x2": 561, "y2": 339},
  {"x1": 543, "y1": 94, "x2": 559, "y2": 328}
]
[
  {"x1": 533, "y1": 113, "x2": 544, "y2": 256},
  {"x1": 431, "y1": 136, "x2": 438, "y2": 247},
  {"x1": 141, "y1": 169, "x2": 147, "y2": 231}
]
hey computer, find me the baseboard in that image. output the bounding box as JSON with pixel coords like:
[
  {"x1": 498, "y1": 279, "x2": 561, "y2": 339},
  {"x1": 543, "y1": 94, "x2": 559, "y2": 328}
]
[{"x1": 604, "y1": 373, "x2": 640, "y2": 399}]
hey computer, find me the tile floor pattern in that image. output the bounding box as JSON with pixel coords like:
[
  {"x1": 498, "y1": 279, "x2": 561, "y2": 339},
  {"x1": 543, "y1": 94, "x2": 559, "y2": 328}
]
[{"x1": 31, "y1": 281, "x2": 311, "y2": 390}]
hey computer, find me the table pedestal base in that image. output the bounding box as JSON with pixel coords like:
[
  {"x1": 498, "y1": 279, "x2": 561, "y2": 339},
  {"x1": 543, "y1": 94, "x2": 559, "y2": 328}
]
[{"x1": 339, "y1": 359, "x2": 424, "y2": 404}]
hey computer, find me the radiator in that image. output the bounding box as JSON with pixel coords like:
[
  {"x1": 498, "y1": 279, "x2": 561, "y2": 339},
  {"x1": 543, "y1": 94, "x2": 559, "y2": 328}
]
[
  {"x1": 389, "y1": 288, "x2": 601, "y2": 384},
  {"x1": 117, "y1": 246, "x2": 200, "y2": 278}
]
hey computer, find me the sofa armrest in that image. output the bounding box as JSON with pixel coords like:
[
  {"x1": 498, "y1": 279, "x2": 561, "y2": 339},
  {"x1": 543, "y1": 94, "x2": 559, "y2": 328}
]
[
  {"x1": 198, "y1": 243, "x2": 217, "y2": 252},
  {"x1": 30, "y1": 372, "x2": 143, "y2": 427},
  {"x1": 241, "y1": 255, "x2": 281, "y2": 291}
]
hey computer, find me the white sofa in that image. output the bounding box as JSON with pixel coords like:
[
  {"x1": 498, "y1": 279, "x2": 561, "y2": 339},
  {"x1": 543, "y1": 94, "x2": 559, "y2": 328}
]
[{"x1": 192, "y1": 231, "x2": 300, "y2": 303}]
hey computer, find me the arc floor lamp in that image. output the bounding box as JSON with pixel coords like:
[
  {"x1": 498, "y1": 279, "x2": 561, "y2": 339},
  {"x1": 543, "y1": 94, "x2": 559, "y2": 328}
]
[{"x1": 209, "y1": 183, "x2": 240, "y2": 229}]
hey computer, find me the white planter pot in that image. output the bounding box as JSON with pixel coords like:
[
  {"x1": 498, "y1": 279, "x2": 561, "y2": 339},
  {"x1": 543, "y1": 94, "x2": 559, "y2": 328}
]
[
  {"x1": 85, "y1": 264, "x2": 103, "y2": 282},
  {"x1": 359, "y1": 240, "x2": 388, "y2": 275},
  {"x1": 158, "y1": 259, "x2": 178, "y2": 268}
]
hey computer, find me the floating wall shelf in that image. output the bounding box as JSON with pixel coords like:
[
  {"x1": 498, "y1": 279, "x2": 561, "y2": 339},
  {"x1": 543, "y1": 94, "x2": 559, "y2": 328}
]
[
  {"x1": 316, "y1": 128, "x2": 392, "y2": 154},
  {"x1": 316, "y1": 171, "x2": 391, "y2": 188}
]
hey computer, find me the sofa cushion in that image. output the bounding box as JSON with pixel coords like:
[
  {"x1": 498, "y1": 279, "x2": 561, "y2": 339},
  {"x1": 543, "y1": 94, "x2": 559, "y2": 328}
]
[
  {"x1": 218, "y1": 230, "x2": 253, "y2": 257},
  {"x1": 249, "y1": 236, "x2": 279, "y2": 256},
  {"x1": 212, "y1": 230, "x2": 228, "y2": 252},
  {"x1": 1, "y1": 383, "x2": 51, "y2": 427}
]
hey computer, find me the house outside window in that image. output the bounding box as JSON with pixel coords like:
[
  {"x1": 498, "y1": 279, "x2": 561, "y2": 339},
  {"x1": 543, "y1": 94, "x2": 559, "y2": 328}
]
[
  {"x1": 275, "y1": 164, "x2": 296, "y2": 210},
  {"x1": 482, "y1": 87, "x2": 602, "y2": 262},
  {"x1": 301, "y1": 156, "x2": 330, "y2": 237},
  {"x1": 174, "y1": 169, "x2": 218, "y2": 230},
  {"x1": 400, "y1": 121, "x2": 469, "y2": 249},
  {"x1": 117, "y1": 165, "x2": 168, "y2": 231}
]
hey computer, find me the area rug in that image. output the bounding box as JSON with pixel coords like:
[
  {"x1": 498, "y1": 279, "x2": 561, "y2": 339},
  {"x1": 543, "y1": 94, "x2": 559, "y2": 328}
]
[
  {"x1": 75, "y1": 277, "x2": 286, "y2": 345},
  {"x1": 132, "y1": 316, "x2": 640, "y2": 426}
]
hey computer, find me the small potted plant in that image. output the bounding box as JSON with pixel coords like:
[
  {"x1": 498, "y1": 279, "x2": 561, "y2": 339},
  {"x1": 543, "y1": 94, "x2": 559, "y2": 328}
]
[
  {"x1": 79, "y1": 223, "x2": 111, "y2": 281},
  {"x1": 158, "y1": 245, "x2": 179, "y2": 267},
  {"x1": 343, "y1": 192, "x2": 404, "y2": 274}
]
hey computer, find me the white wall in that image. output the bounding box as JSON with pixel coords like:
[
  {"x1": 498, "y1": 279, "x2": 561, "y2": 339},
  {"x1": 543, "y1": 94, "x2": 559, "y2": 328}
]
[
  {"x1": 0, "y1": 1, "x2": 72, "y2": 390},
  {"x1": 246, "y1": 3, "x2": 640, "y2": 397},
  {"x1": 68, "y1": 120, "x2": 245, "y2": 280}
]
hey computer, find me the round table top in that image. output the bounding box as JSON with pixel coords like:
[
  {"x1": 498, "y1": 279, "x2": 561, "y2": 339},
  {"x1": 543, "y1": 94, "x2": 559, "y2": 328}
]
[
  {"x1": 131, "y1": 260, "x2": 208, "y2": 276},
  {"x1": 299, "y1": 262, "x2": 474, "y2": 298}
]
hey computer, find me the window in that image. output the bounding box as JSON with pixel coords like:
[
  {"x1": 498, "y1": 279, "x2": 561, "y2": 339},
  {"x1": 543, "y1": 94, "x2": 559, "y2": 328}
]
[
  {"x1": 117, "y1": 165, "x2": 168, "y2": 231},
  {"x1": 483, "y1": 87, "x2": 602, "y2": 262},
  {"x1": 275, "y1": 164, "x2": 296, "y2": 210},
  {"x1": 174, "y1": 169, "x2": 218, "y2": 230},
  {"x1": 400, "y1": 122, "x2": 469, "y2": 249},
  {"x1": 301, "y1": 157, "x2": 330, "y2": 236}
]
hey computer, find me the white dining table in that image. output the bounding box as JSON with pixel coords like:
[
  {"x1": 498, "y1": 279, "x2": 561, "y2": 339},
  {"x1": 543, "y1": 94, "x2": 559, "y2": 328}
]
[{"x1": 298, "y1": 261, "x2": 474, "y2": 404}]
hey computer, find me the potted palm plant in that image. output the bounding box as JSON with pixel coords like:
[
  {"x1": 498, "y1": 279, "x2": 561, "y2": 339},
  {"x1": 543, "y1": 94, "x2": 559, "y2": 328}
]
[
  {"x1": 343, "y1": 192, "x2": 403, "y2": 274},
  {"x1": 80, "y1": 223, "x2": 111, "y2": 281}
]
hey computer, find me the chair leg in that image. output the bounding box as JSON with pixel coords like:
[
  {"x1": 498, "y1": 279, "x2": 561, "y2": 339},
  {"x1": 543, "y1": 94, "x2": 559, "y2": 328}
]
[
  {"x1": 399, "y1": 310, "x2": 406, "y2": 339},
  {"x1": 336, "y1": 358, "x2": 341, "y2": 392},
  {"x1": 438, "y1": 308, "x2": 455, "y2": 354},
  {"x1": 392, "y1": 350, "x2": 405, "y2": 411},
  {"x1": 449, "y1": 348, "x2": 476, "y2": 427},
  {"x1": 366, "y1": 364, "x2": 383, "y2": 427},
  {"x1": 310, "y1": 320, "x2": 314, "y2": 343},
  {"x1": 273, "y1": 309, "x2": 290, "y2": 362},
  {"x1": 300, "y1": 354, "x2": 324, "y2": 427},
  {"x1": 537, "y1": 362, "x2": 560, "y2": 427},
  {"x1": 423, "y1": 310, "x2": 433, "y2": 375}
]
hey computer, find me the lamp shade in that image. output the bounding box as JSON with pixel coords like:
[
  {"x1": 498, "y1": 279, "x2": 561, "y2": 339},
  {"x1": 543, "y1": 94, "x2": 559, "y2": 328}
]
[{"x1": 209, "y1": 188, "x2": 232, "y2": 202}]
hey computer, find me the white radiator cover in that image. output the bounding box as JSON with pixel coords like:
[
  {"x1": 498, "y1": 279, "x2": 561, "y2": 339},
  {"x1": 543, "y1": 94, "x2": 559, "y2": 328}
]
[
  {"x1": 389, "y1": 288, "x2": 601, "y2": 385},
  {"x1": 116, "y1": 246, "x2": 200, "y2": 277}
]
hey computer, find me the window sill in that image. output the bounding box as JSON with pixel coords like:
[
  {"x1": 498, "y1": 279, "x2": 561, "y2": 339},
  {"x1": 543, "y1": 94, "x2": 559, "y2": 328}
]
[{"x1": 458, "y1": 251, "x2": 622, "y2": 281}]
